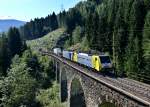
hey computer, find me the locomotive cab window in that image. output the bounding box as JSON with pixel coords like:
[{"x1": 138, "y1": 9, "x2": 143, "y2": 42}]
[{"x1": 100, "y1": 56, "x2": 111, "y2": 63}]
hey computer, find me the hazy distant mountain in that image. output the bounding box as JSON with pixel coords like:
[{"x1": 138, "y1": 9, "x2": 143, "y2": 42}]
[{"x1": 0, "y1": 19, "x2": 26, "y2": 32}]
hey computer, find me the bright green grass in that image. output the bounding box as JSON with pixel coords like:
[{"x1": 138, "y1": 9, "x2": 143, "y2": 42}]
[{"x1": 26, "y1": 28, "x2": 65, "y2": 51}]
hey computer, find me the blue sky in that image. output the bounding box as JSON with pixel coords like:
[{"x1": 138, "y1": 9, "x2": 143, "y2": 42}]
[{"x1": 0, "y1": 0, "x2": 84, "y2": 21}]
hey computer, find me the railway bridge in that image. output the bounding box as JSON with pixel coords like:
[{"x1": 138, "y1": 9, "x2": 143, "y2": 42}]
[{"x1": 41, "y1": 51, "x2": 150, "y2": 107}]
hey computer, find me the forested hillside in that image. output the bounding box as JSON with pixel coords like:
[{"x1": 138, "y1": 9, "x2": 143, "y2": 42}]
[
  {"x1": 20, "y1": 0, "x2": 149, "y2": 82},
  {"x1": 20, "y1": 12, "x2": 58, "y2": 40},
  {"x1": 4, "y1": 0, "x2": 149, "y2": 82},
  {"x1": 57, "y1": 0, "x2": 150, "y2": 82},
  {"x1": 0, "y1": 28, "x2": 65, "y2": 106},
  {"x1": 0, "y1": 0, "x2": 150, "y2": 106},
  {"x1": 27, "y1": 28, "x2": 66, "y2": 51},
  {"x1": 29, "y1": 0, "x2": 149, "y2": 82}
]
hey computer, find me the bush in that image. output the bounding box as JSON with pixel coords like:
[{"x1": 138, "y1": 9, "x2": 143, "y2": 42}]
[{"x1": 0, "y1": 63, "x2": 37, "y2": 107}]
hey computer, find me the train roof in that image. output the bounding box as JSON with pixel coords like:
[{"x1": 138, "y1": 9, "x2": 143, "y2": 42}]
[{"x1": 78, "y1": 53, "x2": 89, "y2": 56}]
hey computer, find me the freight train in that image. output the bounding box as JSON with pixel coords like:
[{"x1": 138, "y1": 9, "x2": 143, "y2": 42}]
[{"x1": 53, "y1": 48, "x2": 113, "y2": 72}]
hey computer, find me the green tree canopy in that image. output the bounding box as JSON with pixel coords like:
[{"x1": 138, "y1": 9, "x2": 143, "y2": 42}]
[
  {"x1": 8, "y1": 27, "x2": 23, "y2": 57},
  {"x1": 0, "y1": 33, "x2": 10, "y2": 76},
  {"x1": 0, "y1": 58, "x2": 37, "y2": 107},
  {"x1": 143, "y1": 11, "x2": 150, "y2": 76}
]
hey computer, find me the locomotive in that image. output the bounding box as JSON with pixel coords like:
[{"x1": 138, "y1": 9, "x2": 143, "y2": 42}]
[{"x1": 53, "y1": 48, "x2": 113, "y2": 72}]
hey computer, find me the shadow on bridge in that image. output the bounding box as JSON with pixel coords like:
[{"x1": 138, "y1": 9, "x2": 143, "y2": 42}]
[
  {"x1": 61, "y1": 69, "x2": 68, "y2": 102},
  {"x1": 70, "y1": 78, "x2": 86, "y2": 107}
]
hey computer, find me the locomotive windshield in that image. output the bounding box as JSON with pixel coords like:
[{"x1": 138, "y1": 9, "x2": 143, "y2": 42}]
[{"x1": 100, "y1": 56, "x2": 111, "y2": 63}]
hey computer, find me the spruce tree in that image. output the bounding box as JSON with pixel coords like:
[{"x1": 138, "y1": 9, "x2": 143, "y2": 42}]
[
  {"x1": 125, "y1": 0, "x2": 146, "y2": 79},
  {"x1": 1, "y1": 61, "x2": 37, "y2": 107},
  {"x1": 0, "y1": 33, "x2": 10, "y2": 76},
  {"x1": 8, "y1": 27, "x2": 23, "y2": 57},
  {"x1": 72, "y1": 26, "x2": 82, "y2": 44},
  {"x1": 51, "y1": 12, "x2": 58, "y2": 30},
  {"x1": 143, "y1": 11, "x2": 150, "y2": 79}
]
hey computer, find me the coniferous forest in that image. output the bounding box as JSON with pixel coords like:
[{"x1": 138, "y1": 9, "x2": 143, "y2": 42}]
[{"x1": 0, "y1": 0, "x2": 150, "y2": 106}]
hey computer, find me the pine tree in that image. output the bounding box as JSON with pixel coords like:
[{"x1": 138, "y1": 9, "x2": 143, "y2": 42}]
[
  {"x1": 125, "y1": 0, "x2": 146, "y2": 79},
  {"x1": 8, "y1": 27, "x2": 23, "y2": 57},
  {"x1": 91, "y1": 12, "x2": 99, "y2": 50},
  {"x1": 113, "y1": 0, "x2": 128, "y2": 76},
  {"x1": 85, "y1": 13, "x2": 97, "y2": 49},
  {"x1": 0, "y1": 33, "x2": 10, "y2": 76},
  {"x1": 51, "y1": 12, "x2": 58, "y2": 30},
  {"x1": 142, "y1": 11, "x2": 150, "y2": 79},
  {"x1": 72, "y1": 26, "x2": 82, "y2": 44},
  {"x1": 144, "y1": 0, "x2": 150, "y2": 10},
  {"x1": 1, "y1": 61, "x2": 37, "y2": 107}
]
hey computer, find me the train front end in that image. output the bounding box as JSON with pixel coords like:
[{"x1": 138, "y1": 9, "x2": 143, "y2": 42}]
[{"x1": 99, "y1": 55, "x2": 113, "y2": 73}]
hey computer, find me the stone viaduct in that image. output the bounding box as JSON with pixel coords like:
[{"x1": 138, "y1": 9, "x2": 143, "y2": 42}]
[{"x1": 42, "y1": 51, "x2": 150, "y2": 107}]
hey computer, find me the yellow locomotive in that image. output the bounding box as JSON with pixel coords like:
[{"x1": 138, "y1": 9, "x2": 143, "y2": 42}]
[{"x1": 54, "y1": 48, "x2": 112, "y2": 72}]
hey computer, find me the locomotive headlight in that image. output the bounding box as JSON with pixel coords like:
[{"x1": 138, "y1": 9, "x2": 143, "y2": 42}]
[
  {"x1": 102, "y1": 63, "x2": 112, "y2": 68},
  {"x1": 109, "y1": 63, "x2": 112, "y2": 68}
]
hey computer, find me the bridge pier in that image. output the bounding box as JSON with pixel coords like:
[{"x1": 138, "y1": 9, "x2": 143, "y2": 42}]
[
  {"x1": 55, "y1": 61, "x2": 60, "y2": 83},
  {"x1": 68, "y1": 77, "x2": 86, "y2": 107},
  {"x1": 60, "y1": 66, "x2": 68, "y2": 103}
]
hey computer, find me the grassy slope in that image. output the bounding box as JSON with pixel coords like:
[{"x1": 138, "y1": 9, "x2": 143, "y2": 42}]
[
  {"x1": 26, "y1": 27, "x2": 89, "y2": 52},
  {"x1": 26, "y1": 28, "x2": 66, "y2": 51}
]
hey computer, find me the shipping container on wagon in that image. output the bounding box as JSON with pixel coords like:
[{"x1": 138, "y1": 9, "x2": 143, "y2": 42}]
[
  {"x1": 77, "y1": 53, "x2": 92, "y2": 68},
  {"x1": 63, "y1": 50, "x2": 73, "y2": 60},
  {"x1": 53, "y1": 48, "x2": 62, "y2": 55}
]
